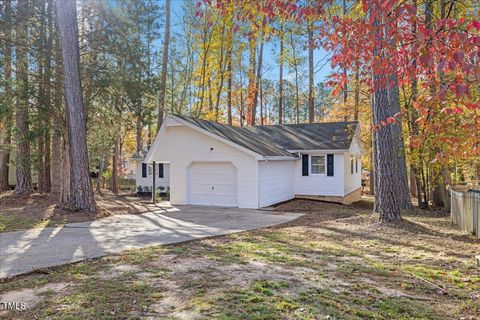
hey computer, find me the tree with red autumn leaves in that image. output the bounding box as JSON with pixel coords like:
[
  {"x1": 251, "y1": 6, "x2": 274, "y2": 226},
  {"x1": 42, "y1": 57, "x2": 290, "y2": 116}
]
[{"x1": 213, "y1": 0, "x2": 480, "y2": 222}]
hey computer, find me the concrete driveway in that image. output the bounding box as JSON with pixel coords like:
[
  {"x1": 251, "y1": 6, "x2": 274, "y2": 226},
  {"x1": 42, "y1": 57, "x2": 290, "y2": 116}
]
[{"x1": 0, "y1": 203, "x2": 302, "y2": 278}]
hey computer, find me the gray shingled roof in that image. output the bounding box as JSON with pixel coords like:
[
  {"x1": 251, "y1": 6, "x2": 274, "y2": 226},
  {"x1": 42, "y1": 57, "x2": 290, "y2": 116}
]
[{"x1": 173, "y1": 114, "x2": 357, "y2": 158}]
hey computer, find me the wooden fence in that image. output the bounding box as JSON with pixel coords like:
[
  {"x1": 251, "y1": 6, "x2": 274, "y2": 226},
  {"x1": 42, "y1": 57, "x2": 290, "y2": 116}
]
[{"x1": 451, "y1": 187, "x2": 480, "y2": 238}]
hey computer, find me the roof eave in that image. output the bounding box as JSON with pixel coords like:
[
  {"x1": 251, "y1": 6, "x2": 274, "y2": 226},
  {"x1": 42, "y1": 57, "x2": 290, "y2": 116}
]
[
  {"x1": 287, "y1": 149, "x2": 349, "y2": 153},
  {"x1": 263, "y1": 155, "x2": 298, "y2": 160}
]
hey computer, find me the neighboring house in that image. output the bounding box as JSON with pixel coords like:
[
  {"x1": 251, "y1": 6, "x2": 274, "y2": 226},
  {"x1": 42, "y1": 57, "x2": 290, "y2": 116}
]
[
  {"x1": 6, "y1": 149, "x2": 39, "y2": 188},
  {"x1": 130, "y1": 151, "x2": 170, "y2": 192},
  {"x1": 145, "y1": 114, "x2": 362, "y2": 209},
  {"x1": 123, "y1": 158, "x2": 137, "y2": 180}
]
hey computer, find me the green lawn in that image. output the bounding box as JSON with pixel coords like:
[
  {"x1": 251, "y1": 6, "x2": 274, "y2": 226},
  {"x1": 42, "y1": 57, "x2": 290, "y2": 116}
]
[{"x1": 1, "y1": 200, "x2": 479, "y2": 319}]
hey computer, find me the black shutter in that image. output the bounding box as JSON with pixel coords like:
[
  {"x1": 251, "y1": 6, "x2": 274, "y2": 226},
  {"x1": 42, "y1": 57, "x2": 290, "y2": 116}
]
[
  {"x1": 302, "y1": 154, "x2": 309, "y2": 176},
  {"x1": 327, "y1": 154, "x2": 334, "y2": 176},
  {"x1": 159, "y1": 163, "x2": 164, "y2": 178},
  {"x1": 142, "y1": 163, "x2": 147, "y2": 178}
]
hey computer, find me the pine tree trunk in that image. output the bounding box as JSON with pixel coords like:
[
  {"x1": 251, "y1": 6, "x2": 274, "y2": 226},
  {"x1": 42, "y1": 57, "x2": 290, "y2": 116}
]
[
  {"x1": 56, "y1": 0, "x2": 96, "y2": 212},
  {"x1": 342, "y1": 0, "x2": 348, "y2": 121},
  {"x1": 44, "y1": 125, "x2": 52, "y2": 192},
  {"x1": 442, "y1": 168, "x2": 451, "y2": 211},
  {"x1": 414, "y1": 167, "x2": 424, "y2": 208},
  {"x1": 96, "y1": 155, "x2": 105, "y2": 192},
  {"x1": 111, "y1": 137, "x2": 119, "y2": 194},
  {"x1": 51, "y1": 39, "x2": 63, "y2": 194},
  {"x1": 226, "y1": 34, "x2": 233, "y2": 126},
  {"x1": 371, "y1": 3, "x2": 402, "y2": 222},
  {"x1": 238, "y1": 54, "x2": 244, "y2": 126},
  {"x1": 59, "y1": 116, "x2": 73, "y2": 205},
  {"x1": 369, "y1": 147, "x2": 375, "y2": 195},
  {"x1": 207, "y1": 70, "x2": 214, "y2": 113},
  {"x1": 254, "y1": 30, "x2": 264, "y2": 125},
  {"x1": 387, "y1": 76, "x2": 414, "y2": 212},
  {"x1": 0, "y1": 0, "x2": 13, "y2": 192},
  {"x1": 37, "y1": 132, "x2": 46, "y2": 192},
  {"x1": 259, "y1": 78, "x2": 264, "y2": 125},
  {"x1": 289, "y1": 31, "x2": 300, "y2": 124},
  {"x1": 407, "y1": 0, "x2": 425, "y2": 209},
  {"x1": 15, "y1": 0, "x2": 34, "y2": 195},
  {"x1": 353, "y1": 69, "x2": 360, "y2": 121},
  {"x1": 278, "y1": 24, "x2": 284, "y2": 125},
  {"x1": 409, "y1": 166, "x2": 417, "y2": 196},
  {"x1": 36, "y1": 0, "x2": 47, "y2": 193},
  {"x1": 43, "y1": 0, "x2": 54, "y2": 193},
  {"x1": 246, "y1": 35, "x2": 257, "y2": 126},
  {"x1": 0, "y1": 130, "x2": 11, "y2": 192},
  {"x1": 156, "y1": 0, "x2": 170, "y2": 131},
  {"x1": 308, "y1": 22, "x2": 315, "y2": 123},
  {"x1": 372, "y1": 87, "x2": 402, "y2": 222},
  {"x1": 369, "y1": 168, "x2": 375, "y2": 195},
  {"x1": 214, "y1": 25, "x2": 227, "y2": 121},
  {"x1": 136, "y1": 115, "x2": 143, "y2": 153}
]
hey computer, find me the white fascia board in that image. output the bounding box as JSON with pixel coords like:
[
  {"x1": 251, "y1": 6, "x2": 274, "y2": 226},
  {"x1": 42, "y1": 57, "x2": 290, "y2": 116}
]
[
  {"x1": 264, "y1": 156, "x2": 298, "y2": 160},
  {"x1": 144, "y1": 116, "x2": 174, "y2": 163},
  {"x1": 172, "y1": 115, "x2": 265, "y2": 160},
  {"x1": 286, "y1": 149, "x2": 348, "y2": 153}
]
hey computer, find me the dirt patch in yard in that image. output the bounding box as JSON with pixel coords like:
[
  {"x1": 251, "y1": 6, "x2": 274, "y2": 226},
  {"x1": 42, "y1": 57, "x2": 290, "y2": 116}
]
[
  {"x1": 0, "y1": 282, "x2": 70, "y2": 317},
  {"x1": 1, "y1": 199, "x2": 479, "y2": 319},
  {"x1": 0, "y1": 190, "x2": 153, "y2": 232}
]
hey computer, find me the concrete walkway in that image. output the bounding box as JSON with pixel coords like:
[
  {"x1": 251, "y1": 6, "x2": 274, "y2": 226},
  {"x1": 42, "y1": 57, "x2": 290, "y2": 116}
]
[{"x1": 0, "y1": 203, "x2": 302, "y2": 278}]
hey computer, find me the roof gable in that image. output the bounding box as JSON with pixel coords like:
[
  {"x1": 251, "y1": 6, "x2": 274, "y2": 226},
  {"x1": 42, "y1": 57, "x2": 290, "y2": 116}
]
[{"x1": 173, "y1": 115, "x2": 295, "y2": 157}]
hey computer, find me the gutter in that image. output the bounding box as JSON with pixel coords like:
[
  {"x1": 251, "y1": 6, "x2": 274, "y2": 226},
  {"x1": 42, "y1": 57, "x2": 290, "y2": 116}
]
[
  {"x1": 263, "y1": 155, "x2": 299, "y2": 160},
  {"x1": 287, "y1": 149, "x2": 348, "y2": 153}
]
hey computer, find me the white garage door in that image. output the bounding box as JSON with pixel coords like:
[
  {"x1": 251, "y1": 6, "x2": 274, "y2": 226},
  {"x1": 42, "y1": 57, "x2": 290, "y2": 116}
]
[{"x1": 188, "y1": 162, "x2": 238, "y2": 207}]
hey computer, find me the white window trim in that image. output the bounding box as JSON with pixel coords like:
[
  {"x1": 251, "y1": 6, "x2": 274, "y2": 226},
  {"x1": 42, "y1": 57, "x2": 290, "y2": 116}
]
[
  {"x1": 147, "y1": 165, "x2": 153, "y2": 176},
  {"x1": 310, "y1": 155, "x2": 326, "y2": 175}
]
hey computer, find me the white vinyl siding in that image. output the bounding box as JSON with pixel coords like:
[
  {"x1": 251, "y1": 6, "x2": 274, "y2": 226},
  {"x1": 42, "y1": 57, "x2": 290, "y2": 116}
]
[
  {"x1": 135, "y1": 162, "x2": 170, "y2": 191},
  {"x1": 344, "y1": 137, "x2": 362, "y2": 195},
  {"x1": 295, "y1": 152, "x2": 345, "y2": 196},
  {"x1": 258, "y1": 160, "x2": 295, "y2": 207},
  {"x1": 148, "y1": 124, "x2": 259, "y2": 208}
]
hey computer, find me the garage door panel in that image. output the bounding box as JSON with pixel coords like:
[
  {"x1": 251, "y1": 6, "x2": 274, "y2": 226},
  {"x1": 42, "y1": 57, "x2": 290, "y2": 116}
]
[
  {"x1": 211, "y1": 184, "x2": 237, "y2": 193},
  {"x1": 188, "y1": 162, "x2": 238, "y2": 207}
]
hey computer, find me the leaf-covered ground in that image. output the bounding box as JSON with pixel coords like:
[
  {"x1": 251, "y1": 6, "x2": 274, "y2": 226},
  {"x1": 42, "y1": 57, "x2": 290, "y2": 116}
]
[
  {"x1": 1, "y1": 199, "x2": 479, "y2": 319},
  {"x1": 0, "y1": 191, "x2": 154, "y2": 232}
]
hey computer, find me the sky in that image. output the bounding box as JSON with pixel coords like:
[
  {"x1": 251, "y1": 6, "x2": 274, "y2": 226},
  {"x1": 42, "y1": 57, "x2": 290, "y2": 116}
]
[{"x1": 168, "y1": 0, "x2": 334, "y2": 85}]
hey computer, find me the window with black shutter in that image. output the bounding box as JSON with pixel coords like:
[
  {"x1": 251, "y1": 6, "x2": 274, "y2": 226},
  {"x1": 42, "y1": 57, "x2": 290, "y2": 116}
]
[
  {"x1": 327, "y1": 154, "x2": 334, "y2": 176},
  {"x1": 159, "y1": 163, "x2": 164, "y2": 178},
  {"x1": 351, "y1": 158, "x2": 354, "y2": 174},
  {"x1": 355, "y1": 158, "x2": 358, "y2": 173},
  {"x1": 142, "y1": 163, "x2": 147, "y2": 178},
  {"x1": 302, "y1": 154, "x2": 309, "y2": 176}
]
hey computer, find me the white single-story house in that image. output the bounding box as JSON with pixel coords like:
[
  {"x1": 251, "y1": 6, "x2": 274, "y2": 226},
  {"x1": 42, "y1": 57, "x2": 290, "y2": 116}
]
[{"x1": 144, "y1": 114, "x2": 362, "y2": 208}]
